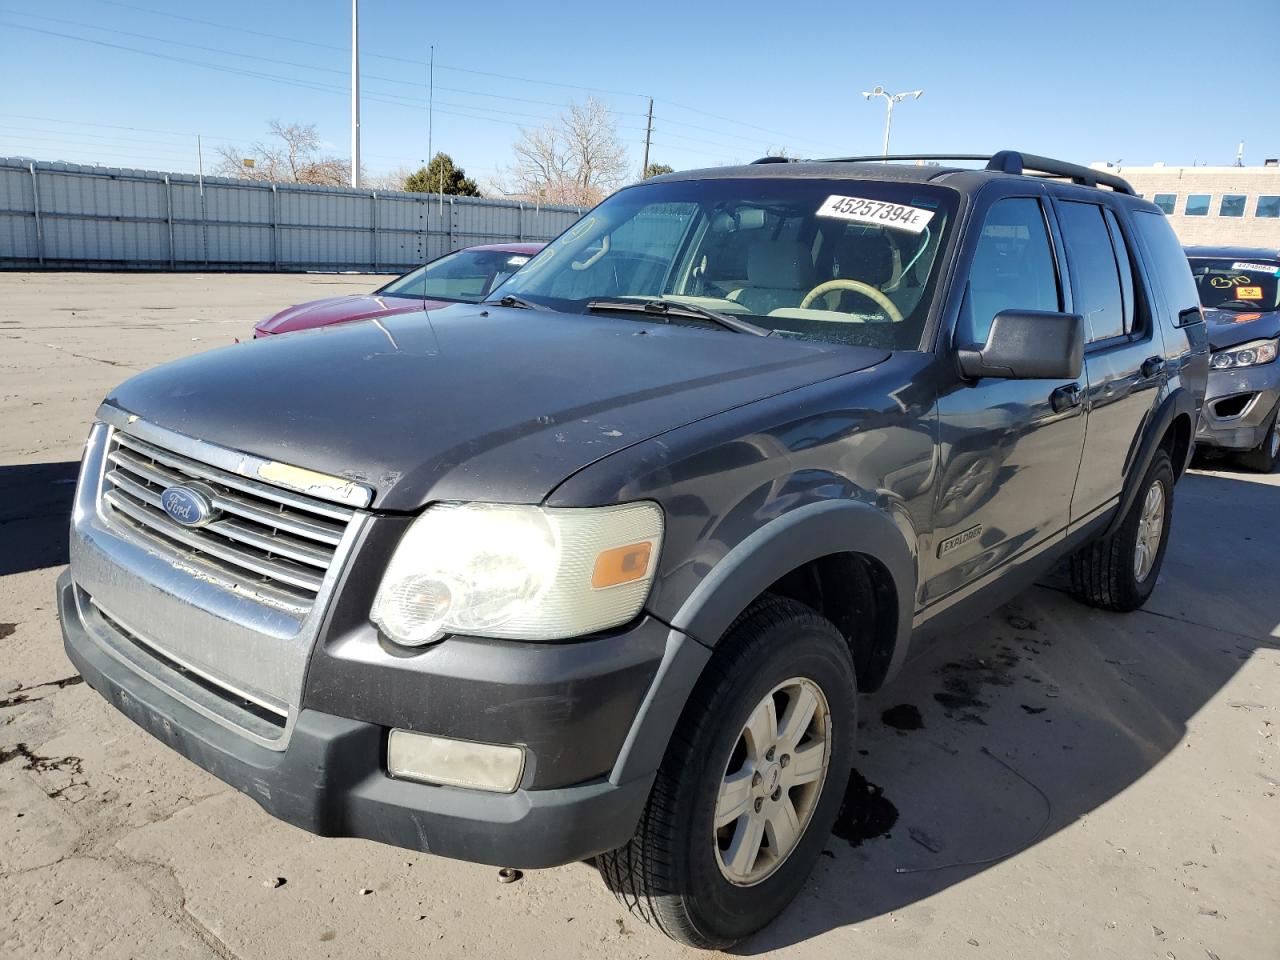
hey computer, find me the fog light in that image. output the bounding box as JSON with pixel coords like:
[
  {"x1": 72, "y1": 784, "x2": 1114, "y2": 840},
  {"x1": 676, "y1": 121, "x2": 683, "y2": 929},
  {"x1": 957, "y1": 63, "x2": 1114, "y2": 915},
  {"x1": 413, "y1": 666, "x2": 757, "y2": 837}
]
[{"x1": 387, "y1": 729, "x2": 525, "y2": 793}]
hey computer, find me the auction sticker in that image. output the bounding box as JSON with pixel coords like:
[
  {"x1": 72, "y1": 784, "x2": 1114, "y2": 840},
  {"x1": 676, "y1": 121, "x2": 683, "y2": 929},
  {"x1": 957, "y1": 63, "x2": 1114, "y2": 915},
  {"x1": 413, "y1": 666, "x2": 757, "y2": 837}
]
[
  {"x1": 817, "y1": 195, "x2": 935, "y2": 233},
  {"x1": 1231, "y1": 261, "x2": 1280, "y2": 274},
  {"x1": 1235, "y1": 286, "x2": 1264, "y2": 300}
]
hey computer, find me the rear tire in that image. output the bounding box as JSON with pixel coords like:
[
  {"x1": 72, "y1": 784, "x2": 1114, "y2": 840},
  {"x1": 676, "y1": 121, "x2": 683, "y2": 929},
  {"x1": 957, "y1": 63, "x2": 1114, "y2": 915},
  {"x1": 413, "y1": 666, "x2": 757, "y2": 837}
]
[
  {"x1": 1236, "y1": 405, "x2": 1279, "y2": 473},
  {"x1": 597, "y1": 597, "x2": 855, "y2": 949},
  {"x1": 1069, "y1": 449, "x2": 1175, "y2": 612}
]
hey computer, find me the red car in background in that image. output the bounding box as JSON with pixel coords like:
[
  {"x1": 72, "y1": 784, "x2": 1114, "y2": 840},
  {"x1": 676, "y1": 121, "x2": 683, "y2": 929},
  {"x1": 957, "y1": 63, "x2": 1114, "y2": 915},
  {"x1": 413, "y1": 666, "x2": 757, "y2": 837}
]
[{"x1": 253, "y1": 242, "x2": 545, "y2": 337}]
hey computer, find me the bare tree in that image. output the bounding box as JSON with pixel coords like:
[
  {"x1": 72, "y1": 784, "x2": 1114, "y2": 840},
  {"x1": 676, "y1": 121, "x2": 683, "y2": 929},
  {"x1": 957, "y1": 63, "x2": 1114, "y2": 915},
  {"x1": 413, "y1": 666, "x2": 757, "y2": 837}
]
[
  {"x1": 214, "y1": 121, "x2": 351, "y2": 186},
  {"x1": 365, "y1": 166, "x2": 416, "y2": 192},
  {"x1": 493, "y1": 98, "x2": 630, "y2": 206}
]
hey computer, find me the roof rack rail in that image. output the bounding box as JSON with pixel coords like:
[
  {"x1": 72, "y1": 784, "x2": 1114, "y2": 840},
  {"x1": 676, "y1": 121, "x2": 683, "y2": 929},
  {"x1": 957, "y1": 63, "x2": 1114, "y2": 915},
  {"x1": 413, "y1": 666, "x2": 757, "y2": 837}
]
[
  {"x1": 814, "y1": 154, "x2": 992, "y2": 165},
  {"x1": 808, "y1": 151, "x2": 1136, "y2": 195},
  {"x1": 986, "y1": 151, "x2": 1135, "y2": 195},
  {"x1": 750, "y1": 156, "x2": 795, "y2": 164}
]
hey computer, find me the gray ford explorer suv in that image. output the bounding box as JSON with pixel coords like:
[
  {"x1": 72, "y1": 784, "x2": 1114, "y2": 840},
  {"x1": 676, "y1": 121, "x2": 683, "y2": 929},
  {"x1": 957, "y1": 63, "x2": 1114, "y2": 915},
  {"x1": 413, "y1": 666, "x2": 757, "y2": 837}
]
[{"x1": 59, "y1": 151, "x2": 1208, "y2": 948}]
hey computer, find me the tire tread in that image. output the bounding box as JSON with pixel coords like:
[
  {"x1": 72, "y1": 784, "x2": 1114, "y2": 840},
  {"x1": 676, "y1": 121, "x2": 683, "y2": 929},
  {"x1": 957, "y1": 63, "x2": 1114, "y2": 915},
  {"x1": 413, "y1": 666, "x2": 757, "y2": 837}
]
[
  {"x1": 1069, "y1": 449, "x2": 1173, "y2": 612},
  {"x1": 596, "y1": 595, "x2": 835, "y2": 948}
]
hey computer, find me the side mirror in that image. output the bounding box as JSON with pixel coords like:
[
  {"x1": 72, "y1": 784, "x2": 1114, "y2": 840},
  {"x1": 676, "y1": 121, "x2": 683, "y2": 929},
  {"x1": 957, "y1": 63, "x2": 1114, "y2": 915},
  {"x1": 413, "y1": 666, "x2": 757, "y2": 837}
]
[{"x1": 956, "y1": 310, "x2": 1084, "y2": 380}]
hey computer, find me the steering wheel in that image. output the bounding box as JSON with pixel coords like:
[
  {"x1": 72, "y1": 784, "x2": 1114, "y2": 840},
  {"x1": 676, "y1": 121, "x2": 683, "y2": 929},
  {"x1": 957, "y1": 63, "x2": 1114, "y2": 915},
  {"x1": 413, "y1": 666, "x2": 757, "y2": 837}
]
[{"x1": 798, "y1": 279, "x2": 904, "y2": 323}]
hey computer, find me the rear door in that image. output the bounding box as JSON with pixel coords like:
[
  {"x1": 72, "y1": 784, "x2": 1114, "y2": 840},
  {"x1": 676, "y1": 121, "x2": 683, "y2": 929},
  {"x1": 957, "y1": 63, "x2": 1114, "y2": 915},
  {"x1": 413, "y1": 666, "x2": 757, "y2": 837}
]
[{"x1": 1050, "y1": 193, "x2": 1165, "y2": 522}]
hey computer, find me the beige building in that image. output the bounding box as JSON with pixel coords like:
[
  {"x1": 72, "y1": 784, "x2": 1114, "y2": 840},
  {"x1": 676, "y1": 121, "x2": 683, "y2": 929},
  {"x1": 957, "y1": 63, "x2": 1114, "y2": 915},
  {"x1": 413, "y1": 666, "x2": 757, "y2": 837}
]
[{"x1": 1090, "y1": 162, "x2": 1280, "y2": 249}]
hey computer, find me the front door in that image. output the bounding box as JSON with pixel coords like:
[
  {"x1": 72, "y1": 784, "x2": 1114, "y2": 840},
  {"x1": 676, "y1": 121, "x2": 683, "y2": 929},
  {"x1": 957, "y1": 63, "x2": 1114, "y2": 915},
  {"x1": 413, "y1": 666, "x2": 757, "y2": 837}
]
[{"x1": 927, "y1": 194, "x2": 1087, "y2": 604}]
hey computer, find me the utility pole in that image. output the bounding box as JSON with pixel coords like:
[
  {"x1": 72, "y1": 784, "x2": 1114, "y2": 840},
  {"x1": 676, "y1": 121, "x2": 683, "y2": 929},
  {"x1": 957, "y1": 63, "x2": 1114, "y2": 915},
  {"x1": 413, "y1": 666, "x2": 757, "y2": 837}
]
[
  {"x1": 196, "y1": 135, "x2": 204, "y2": 190},
  {"x1": 642, "y1": 97, "x2": 653, "y2": 179},
  {"x1": 350, "y1": 0, "x2": 361, "y2": 188},
  {"x1": 860, "y1": 86, "x2": 923, "y2": 160},
  {"x1": 427, "y1": 44, "x2": 434, "y2": 168}
]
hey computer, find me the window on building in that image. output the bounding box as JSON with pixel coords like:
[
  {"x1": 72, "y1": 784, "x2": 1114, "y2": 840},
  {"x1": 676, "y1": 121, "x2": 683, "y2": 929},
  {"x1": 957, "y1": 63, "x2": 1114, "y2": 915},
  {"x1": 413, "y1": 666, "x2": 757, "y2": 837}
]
[
  {"x1": 1257, "y1": 196, "x2": 1280, "y2": 219},
  {"x1": 1057, "y1": 201, "x2": 1127, "y2": 342},
  {"x1": 1219, "y1": 195, "x2": 1246, "y2": 218},
  {"x1": 1152, "y1": 194, "x2": 1177, "y2": 215},
  {"x1": 1185, "y1": 194, "x2": 1211, "y2": 217}
]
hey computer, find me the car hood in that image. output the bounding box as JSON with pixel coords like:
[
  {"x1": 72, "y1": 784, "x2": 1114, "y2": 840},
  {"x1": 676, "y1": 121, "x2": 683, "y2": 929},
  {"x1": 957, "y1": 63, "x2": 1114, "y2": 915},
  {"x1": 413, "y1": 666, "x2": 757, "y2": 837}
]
[
  {"x1": 1203, "y1": 307, "x2": 1280, "y2": 351},
  {"x1": 255, "y1": 294, "x2": 451, "y2": 335},
  {"x1": 105, "y1": 305, "x2": 891, "y2": 510}
]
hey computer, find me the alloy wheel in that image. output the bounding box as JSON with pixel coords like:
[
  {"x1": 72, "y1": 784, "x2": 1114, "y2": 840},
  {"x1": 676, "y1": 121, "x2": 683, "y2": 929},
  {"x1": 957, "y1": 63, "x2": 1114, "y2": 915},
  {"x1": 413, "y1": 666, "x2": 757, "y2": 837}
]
[
  {"x1": 713, "y1": 678, "x2": 831, "y2": 886},
  {"x1": 1133, "y1": 479, "x2": 1166, "y2": 583}
]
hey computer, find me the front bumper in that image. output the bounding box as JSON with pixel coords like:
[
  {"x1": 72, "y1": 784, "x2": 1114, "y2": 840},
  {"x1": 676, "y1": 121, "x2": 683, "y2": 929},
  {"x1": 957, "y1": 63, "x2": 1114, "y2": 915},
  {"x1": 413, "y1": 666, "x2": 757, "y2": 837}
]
[
  {"x1": 60, "y1": 570, "x2": 669, "y2": 868},
  {"x1": 1195, "y1": 364, "x2": 1280, "y2": 451}
]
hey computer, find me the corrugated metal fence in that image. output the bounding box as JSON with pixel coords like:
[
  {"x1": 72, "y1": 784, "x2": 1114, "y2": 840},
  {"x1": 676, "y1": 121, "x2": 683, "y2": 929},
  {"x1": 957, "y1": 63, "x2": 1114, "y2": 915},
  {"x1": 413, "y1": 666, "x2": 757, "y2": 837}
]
[{"x1": 0, "y1": 158, "x2": 584, "y2": 272}]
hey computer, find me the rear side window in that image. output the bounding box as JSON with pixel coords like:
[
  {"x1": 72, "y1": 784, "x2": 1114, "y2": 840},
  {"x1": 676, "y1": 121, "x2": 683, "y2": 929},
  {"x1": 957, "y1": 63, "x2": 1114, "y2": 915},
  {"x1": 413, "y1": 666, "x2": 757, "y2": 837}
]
[
  {"x1": 956, "y1": 197, "x2": 1059, "y2": 346},
  {"x1": 1104, "y1": 208, "x2": 1136, "y2": 334},
  {"x1": 1057, "y1": 201, "x2": 1126, "y2": 342},
  {"x1": 1129, "y1": 210, "x2": 1202, "y2": 326}
]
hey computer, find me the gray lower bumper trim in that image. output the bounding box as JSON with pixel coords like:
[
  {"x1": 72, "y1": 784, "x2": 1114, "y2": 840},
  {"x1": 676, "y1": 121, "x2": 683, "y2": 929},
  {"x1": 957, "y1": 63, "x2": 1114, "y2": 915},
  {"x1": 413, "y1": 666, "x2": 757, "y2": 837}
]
[{"x1": 59, "y1": 571, "x2": 652, "y2": 868}]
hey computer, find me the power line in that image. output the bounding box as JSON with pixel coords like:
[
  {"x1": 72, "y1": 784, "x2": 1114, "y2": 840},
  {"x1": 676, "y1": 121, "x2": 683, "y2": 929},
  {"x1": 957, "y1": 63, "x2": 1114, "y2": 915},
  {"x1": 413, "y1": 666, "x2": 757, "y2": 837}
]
[
  {"x1": 1, "y1": 9, "x2": 649, "y2": 119},
  {"x1": 0, "y1": 112, "x2": 249, "y2": 143},
  {"x1": 0, "y1": 21, "x2": 615, "y2": 133},
  {"x1": 83, "y1": 0, "x2": 649, "y2": 99},
  {"x1": 3, "y1": 16, "x2": 800, "y2": 170},
  {"x1": 78, "y1": 0, "x2": 821, "y2": 149}
]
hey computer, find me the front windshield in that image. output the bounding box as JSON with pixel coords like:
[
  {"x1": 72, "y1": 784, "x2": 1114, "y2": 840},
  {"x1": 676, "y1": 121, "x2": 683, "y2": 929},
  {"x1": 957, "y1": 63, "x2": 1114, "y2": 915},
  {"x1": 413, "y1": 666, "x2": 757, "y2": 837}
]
[
  {"x1": 495, "y1": 177, "x2": 958, "y2": 348},
  {"x1": 379, "y1": 248, "x2": 534, "y2": 303},
  {"x1": 1189, "y1": 257, "x2": 1280, "y2": 312}
]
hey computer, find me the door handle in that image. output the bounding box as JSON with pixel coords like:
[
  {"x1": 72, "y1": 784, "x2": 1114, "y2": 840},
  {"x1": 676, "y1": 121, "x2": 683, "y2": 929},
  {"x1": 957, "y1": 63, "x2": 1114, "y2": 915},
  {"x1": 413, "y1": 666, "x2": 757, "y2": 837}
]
[
  {"x1": 1140, "y1": 355, "x2": 1164, "y2": 379},
  {"x1": 1051, "y1": 382, "x2": 1083, "y2": 413}
]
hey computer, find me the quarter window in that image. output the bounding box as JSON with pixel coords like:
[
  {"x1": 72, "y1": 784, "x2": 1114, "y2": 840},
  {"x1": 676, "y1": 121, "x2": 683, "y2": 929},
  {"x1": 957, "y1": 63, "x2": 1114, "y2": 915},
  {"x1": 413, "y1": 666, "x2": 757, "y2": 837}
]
[
  {"x1": 1130, "y1": 211, "x2": 1202, "y2": 326},
  {"x1": 1153, "y1": 193, "x2": 1177, "y2": 215},
  {"x1": 1257, "y1": 196, "x2": 1280, "y2": 218},
  {"x1": 1219, "y1": 195, "x2": 1246, "y2": 218},
  {"x1": 1057, "y1": 201, "x2": 1126, "y2": 342},
  {"x1": 1185, "y1": 194, "x2": 1211, "y2": 217},
  {"x1": 957, "y1": 197, "x2": 1059, "y2": 346}
]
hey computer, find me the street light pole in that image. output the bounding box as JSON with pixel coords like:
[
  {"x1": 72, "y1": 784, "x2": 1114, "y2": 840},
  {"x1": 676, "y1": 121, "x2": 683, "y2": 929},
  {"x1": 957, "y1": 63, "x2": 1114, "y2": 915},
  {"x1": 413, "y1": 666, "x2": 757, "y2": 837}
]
[
  {"x1": 350, "y1": 0, "x2": 361, "y2": 188},
  {"x1": 860, "y1": 86, "x2": 923, "y2": 159}
]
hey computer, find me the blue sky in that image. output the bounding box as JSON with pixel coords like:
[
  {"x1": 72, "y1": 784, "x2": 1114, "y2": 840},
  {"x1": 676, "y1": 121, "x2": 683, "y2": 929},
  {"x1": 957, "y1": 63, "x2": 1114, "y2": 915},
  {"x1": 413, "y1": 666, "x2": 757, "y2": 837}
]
[{"x1": 2, "y1": 0, "x2": 1277, "y2": 185}]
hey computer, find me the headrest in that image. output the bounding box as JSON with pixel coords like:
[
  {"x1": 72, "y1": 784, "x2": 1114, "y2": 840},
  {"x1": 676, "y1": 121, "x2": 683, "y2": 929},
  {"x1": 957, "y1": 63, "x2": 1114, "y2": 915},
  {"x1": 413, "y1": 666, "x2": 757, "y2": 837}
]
[{"x1": 747, "y1": 240, "x2": 813, "y2": 288}]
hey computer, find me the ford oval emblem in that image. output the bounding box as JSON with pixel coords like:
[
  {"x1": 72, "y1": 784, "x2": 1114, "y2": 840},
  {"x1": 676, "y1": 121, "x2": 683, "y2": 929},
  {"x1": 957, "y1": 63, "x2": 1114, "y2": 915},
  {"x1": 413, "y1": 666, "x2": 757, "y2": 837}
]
[{"x1": 160, "y1": 484, "x2": 216, "y2": 528}]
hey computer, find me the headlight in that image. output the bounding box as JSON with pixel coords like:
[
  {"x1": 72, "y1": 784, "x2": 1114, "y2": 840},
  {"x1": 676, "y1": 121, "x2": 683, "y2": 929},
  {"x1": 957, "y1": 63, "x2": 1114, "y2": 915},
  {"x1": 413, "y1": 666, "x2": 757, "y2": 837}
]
[
  {"x1": 1210, "y1": 338, "x2": 1278, "y2": 369},
  {"x1": 371, "y1": 501, "x2": 663, "y2": 646}
]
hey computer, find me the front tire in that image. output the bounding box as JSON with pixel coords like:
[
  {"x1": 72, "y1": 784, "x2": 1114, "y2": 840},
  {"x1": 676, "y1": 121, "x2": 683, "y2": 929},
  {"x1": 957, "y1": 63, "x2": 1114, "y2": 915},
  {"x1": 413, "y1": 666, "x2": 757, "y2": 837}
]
[
  {"x1": 597, "y1": 597, "x2": 855, "y2": 949},
  {"x1": 1069, "y1": 449, "x2": 1175, "y2": 612}
]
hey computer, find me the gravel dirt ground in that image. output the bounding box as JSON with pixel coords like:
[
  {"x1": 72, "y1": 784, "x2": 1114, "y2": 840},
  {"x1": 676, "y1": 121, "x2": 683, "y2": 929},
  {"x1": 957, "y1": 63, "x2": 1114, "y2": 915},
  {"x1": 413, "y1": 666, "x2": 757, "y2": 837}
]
[{"x1": 1, "y1": 272, "x2": 1277, "y2": 959}]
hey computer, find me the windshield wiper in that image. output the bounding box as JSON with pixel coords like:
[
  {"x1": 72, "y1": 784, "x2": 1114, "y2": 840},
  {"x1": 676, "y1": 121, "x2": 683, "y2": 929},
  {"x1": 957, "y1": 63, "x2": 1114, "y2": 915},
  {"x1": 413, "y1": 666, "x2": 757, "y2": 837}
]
[
  {"x1": 585, "y1": 298, "x2": 770, "y2": 336},
  {"x1": 483, "y1": 294, "x2": 552, "y2": 312}
]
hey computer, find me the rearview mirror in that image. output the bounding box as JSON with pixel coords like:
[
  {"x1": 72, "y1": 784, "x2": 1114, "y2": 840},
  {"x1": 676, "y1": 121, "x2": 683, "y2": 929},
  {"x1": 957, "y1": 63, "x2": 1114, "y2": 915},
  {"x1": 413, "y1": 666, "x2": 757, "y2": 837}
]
[{"x1": 956, "y1": 310, "x2": 1084, "y2": 380}]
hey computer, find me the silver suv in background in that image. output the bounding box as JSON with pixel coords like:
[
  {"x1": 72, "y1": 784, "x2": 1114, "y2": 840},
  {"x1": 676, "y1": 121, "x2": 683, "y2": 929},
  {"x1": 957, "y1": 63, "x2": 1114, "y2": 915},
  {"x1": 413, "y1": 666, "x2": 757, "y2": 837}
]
[{"x1": 1185, "y1": 246, "x2": 1280, "y2": 471}]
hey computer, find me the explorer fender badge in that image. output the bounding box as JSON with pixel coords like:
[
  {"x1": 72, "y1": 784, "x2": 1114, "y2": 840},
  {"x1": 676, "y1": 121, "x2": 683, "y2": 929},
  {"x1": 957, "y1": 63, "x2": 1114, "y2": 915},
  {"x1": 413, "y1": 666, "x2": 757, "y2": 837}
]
[{"x1": 938, "y1": 524, "x2": 983, "y2": 558}]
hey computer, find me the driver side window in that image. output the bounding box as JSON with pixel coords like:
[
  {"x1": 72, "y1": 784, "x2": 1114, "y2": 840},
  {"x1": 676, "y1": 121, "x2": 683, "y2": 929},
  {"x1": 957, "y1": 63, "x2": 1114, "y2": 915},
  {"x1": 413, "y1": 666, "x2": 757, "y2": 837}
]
[{"x1": 957, "y1": 197, "x2": 1060, "y2": 346}]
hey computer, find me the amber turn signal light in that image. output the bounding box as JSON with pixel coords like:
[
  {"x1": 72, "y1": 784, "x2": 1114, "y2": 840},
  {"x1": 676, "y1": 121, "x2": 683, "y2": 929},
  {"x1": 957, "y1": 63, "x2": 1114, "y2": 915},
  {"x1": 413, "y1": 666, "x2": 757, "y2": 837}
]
[{"x1": 592, "y1": 541, "x2": 654, "y2": 589}]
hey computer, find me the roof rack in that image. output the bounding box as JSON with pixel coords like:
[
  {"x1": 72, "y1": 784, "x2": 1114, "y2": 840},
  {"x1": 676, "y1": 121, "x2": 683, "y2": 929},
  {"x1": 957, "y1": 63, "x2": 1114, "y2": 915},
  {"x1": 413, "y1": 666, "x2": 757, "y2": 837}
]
[
  {"x1": 750, "y1": 156, "x2": 794, "y2": 164},
  {"x1": 786, "y1": 151, "x2": 1136, "y2": 195},
  {"x1": 985, "y1": 151, "x2": 1135, "y2": 195}
]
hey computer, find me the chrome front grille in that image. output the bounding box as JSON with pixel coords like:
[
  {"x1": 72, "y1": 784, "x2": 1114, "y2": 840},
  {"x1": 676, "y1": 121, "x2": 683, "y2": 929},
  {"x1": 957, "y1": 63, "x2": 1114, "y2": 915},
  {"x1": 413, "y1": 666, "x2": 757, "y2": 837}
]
[{"x1": 100, "y1": 429, "x2": 355, "y2": 610}]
